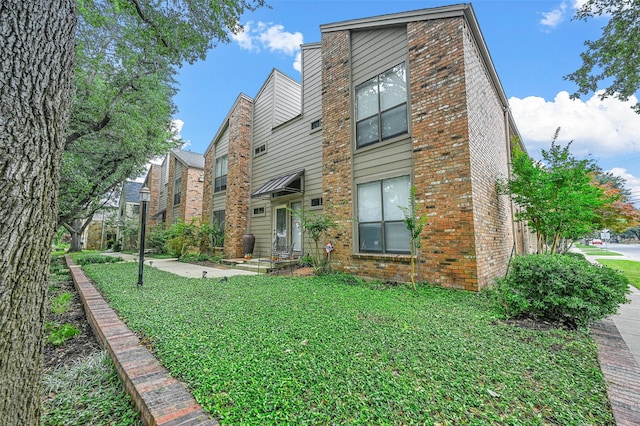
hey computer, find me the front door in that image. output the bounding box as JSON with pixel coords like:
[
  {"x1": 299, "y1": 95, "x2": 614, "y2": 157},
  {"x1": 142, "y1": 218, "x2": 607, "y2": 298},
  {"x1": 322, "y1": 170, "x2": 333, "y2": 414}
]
[
  {"x1": 274, "y1": 205, "x2": 287, "y2": 247},
  {"x1": 291, "y1": 202, "x2": 302, "y2": 253}
]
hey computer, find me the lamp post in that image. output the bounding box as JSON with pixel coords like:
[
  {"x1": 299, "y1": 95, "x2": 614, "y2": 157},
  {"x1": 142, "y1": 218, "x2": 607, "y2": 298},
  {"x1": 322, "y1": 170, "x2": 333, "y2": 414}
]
[{"x1": 137, "y1": 186, "x2": 151, "y2": 287}]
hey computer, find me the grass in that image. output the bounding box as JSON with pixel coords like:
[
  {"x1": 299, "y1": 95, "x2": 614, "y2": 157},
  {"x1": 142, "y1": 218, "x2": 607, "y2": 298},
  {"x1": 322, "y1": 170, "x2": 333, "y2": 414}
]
[
  {"x1": 81, "y1": 262, "x2": 616, "y2": 425},
  {"x1": 597, "y1": 259, "x2": 640, "y2": 290},
  {"x1": 41, "y1": 351, "x2": 142, "y2": 426},
  {"x1": 574, "y1": 243, "x2": 621, "y2": 256}
]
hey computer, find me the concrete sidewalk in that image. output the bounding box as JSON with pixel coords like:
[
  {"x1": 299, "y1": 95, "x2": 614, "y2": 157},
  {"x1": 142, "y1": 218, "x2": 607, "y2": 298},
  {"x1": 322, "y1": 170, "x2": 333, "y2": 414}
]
[
  {"x1": 572, "y1": 247, "x2": 640, "y2": 424},
  {"x1": 573, "y1": 247, "x2": 640, "y2": 367},
  {"x1": 104, "y1": 252, "x2": 258, "y2": 279}
]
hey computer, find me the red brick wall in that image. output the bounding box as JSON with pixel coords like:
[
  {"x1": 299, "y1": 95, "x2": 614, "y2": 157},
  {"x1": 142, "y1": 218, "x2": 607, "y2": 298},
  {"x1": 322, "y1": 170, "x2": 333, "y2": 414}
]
[
  {"x1": 166, "y1": 156, "x2": 176, "y2": 226},
  {"x1": 321, "y1": 19, "x2": 513, "y2": 289},
  {"x1": 202, "y1": 148, "x2": 215, "y2": 225},
  {"x1": 408, "y1": 18, "x2": 480, "y2": 290},
  {"x1": 143, "y1": 164, "x2": 160, "y2": 227},
  {"x1": 223, "y1": 97, "x2": 253, "y2": 258},
  {"x1": 463, "y1": 23, "x2": 514, "y2": 289},
  {"x1": 183, "y1": 167, "x2": 203, "y2": 224},
  {"x1": 321, "y1": 30, "x2": 357, "y2": 274}
]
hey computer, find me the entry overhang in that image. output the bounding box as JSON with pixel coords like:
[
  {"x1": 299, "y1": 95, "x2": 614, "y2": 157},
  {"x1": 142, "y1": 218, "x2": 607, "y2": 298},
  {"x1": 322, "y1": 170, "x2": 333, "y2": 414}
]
[{"x1": 251, "y1": 169, "x2": 304, "y2": 199}]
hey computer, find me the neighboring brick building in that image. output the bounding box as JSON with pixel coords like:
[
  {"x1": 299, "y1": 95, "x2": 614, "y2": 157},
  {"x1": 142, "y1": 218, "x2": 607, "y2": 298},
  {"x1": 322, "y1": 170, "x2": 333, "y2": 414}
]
[
  {"x1": 117, "y1": 181, "x2": 143, "y2": 251},
  {"x1": 202, "y1": 4, "x2": 533, "y2": 290},
  {"x1": 141, "y1": 163, "x2": 161, "y2": 229},
  {"x1": 164, "y1": 149, "x2": 205, "y2": 226}
]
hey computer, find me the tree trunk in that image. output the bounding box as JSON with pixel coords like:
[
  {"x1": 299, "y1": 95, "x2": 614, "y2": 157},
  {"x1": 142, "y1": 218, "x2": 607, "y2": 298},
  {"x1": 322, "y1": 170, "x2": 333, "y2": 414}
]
[
  {"x1": 65, "y1": 218, "x2": 86, "y2": 252},
  {"x1": 0, "y1": 1, "x2": 75, "y2": 425}
]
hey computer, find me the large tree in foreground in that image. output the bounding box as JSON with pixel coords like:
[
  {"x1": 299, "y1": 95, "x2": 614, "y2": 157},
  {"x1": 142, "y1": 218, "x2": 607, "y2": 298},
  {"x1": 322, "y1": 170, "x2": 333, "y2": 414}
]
[
  {"x1": 565, "y1": 0, "x2": 640, "y2": 113},
  {"x1": 0, "y1": 1, "x2": 266, "y2": 423},
  {"x1": 0, "y1": 2, "x2": 76, "y2": 424}
]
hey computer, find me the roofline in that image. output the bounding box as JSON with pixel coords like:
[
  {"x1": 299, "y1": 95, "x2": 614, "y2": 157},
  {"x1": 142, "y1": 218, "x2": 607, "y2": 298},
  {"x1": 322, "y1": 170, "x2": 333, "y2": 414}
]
[
  {"x1": 170, "y1": 148, "x2": 205, "y2": 170},
  {"x1": 205, "y1": 93, "x2": 254, "y2": 156}
]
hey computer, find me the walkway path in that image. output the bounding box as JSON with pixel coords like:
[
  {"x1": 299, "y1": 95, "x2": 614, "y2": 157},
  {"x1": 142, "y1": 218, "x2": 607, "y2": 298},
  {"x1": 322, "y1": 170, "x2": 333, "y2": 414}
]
[{"x1": 103, "y1": 252, "x2": 258, "y2": 279}]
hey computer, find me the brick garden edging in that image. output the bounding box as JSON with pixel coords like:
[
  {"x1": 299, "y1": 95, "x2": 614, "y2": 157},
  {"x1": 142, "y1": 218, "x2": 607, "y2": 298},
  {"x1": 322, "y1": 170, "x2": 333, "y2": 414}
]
[
  {"x1": 591, "y1": 318, "x2": 640, "y2": 425},
  {"x1": 65, "y1": 255, "x2": 218, "y2": 426}
]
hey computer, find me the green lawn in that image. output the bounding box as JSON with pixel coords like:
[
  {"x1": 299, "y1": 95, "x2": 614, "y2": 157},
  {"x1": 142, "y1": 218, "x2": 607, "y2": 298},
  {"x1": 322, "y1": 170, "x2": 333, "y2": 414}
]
[
  {"x1": 82, "y1": 262, "x2": 615, "y2": 425},
  {"x1": 597, "y1": 259, "x2": 640, "y2": 290},
  {"x1": 574, "y1": 243, "x2": 622, "y2": 256}
]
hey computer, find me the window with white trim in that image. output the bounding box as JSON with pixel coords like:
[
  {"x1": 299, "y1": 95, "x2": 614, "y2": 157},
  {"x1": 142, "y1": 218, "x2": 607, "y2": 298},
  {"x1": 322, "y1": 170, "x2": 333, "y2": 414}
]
[
  {"x1": 355, "y1": 62, "x2": 408, "y2": 148},
  {"x1": 214, "y1": 155, "x2": 228, "y2": 192},
  {"x1": 357, "y1": 175, "x2": 411, "y2": 253}
]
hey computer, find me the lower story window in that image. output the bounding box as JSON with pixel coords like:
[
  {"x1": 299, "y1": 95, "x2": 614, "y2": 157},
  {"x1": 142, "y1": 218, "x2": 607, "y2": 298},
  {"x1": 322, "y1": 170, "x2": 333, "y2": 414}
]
[
  {"x1": 213, "y1": 210, "x2": 225, "y2": 234},
  {"x1": 357, "y1": 175, "x2": 411, "y2": 253}
]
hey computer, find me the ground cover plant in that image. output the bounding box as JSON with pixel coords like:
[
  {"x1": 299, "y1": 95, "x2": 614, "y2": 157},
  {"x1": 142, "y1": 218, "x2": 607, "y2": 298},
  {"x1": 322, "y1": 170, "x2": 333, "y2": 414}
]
[
  {"x1": 597, "y1": 259, "x2": 640, "y2": 290},
  {"x1": 41, "y1": 256, "x2": 142, "y2": 425},
  {"x1": 41, "y1": 352, "x2": 142, "y2": 426},
  {"x1": 82, "y1": 262, "x2": 616, "y2": 425}
]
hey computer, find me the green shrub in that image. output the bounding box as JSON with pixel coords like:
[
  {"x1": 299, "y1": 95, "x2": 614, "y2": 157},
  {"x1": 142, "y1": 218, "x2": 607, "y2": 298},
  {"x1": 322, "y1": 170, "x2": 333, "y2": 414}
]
[
  {"x1": 563, "y1": 251, "x2": 586, "y2": 261},
  {"x1": 298, "y1": 254, "x2": 314, "y2": 267},
  {"x1": 73, "y1": 254, "x2": 122, "y2": 265},
  {"x1": 494, "y1": 254, "x2": 630, "y2": 327},
  {"x1": 148, "y1": 225, "x2": 169, "y2": 254}
]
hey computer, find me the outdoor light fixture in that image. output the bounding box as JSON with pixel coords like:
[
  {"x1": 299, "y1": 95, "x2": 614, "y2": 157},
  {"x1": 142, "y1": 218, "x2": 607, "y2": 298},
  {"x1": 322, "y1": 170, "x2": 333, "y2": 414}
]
[
  {"x1": 202, "y1": 271, "x2": 207, "y2": 279},
  {"x1": 137, "y1": 186, "x2": 151, "y2": 287}
]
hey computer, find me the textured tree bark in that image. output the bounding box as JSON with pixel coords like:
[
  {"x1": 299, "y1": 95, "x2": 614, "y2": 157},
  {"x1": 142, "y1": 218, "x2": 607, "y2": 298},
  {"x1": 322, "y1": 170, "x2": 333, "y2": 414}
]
[{"x1": 0, "y1": 1, "x2": 76, "y2": 424}]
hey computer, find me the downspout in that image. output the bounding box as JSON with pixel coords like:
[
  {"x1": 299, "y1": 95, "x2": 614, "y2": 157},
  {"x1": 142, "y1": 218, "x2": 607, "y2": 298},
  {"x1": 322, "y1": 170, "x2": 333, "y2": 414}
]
[{"x1": 504, "y1": 106, "x2": 519, "y2": 257}]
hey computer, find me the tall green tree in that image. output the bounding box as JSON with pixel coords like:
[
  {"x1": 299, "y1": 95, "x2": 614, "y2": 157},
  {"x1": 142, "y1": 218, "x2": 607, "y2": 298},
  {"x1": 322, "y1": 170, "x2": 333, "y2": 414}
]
[
  {"x1": 502, "y1": 131, "x2": 608, "y2": 254},
  {"x1": 565, "y1": 0, "x2": 640, "y2": 113},
  {"x1": 0, "y1": 1, "x2": 266, "y2": 423}
]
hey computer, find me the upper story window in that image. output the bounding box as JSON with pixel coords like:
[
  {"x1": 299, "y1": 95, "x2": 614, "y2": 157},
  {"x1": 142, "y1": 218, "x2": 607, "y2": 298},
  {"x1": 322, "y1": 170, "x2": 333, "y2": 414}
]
[
  {"x1": 214, "y1": 155, "x2": 228, "y2": 192},
  {"x1": 355, "y1": 62, "x2": 408, "y2": 149},
  {"x1": 173, "y1": 177, "x2": 182, "y2": 205},
  {"x1": 357, "y1": 175, "x2": 411, "y2": 254}
]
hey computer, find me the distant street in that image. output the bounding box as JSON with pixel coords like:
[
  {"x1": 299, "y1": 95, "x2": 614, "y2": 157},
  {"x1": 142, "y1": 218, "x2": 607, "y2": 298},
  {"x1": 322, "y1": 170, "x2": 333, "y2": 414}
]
[{"x1": 602, "y1": 243, "x2": 640, "y2": 261}]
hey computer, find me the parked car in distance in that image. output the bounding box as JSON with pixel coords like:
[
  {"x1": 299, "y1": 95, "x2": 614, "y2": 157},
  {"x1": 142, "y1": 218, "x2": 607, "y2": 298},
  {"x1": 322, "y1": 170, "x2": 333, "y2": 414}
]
[{"x1": 591, "y1": 239, "x2": 603, "y2": 245}]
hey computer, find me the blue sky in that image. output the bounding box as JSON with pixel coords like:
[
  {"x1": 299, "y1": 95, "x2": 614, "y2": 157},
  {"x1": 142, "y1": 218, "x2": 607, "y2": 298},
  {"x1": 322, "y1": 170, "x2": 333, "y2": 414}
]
[{"x1": 171, "y1": 0, "x2": 640, "y2": 202}]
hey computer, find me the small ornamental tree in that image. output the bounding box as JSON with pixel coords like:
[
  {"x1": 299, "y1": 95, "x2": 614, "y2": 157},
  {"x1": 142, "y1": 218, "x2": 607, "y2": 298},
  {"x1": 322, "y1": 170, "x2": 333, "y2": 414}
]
[
  {"x1": 501, "y1": 131, "x2": 609, "y2": 254},
  {"x1": 294, "y1": 209, "x2": 337, "y2": 273},
  {"x1": 399, "y1": 185, "x2": 428, "y2": 290}
]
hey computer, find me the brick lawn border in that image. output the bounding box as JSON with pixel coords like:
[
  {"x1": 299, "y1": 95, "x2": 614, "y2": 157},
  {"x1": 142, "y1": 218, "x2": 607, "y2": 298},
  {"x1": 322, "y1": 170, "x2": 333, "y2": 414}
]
[
  {"x1": 65, "y1": 255, "x2": 640, "y2": 425},
  {"x1": 65, "y1": 255, "x2": 218, "y2": 426}
]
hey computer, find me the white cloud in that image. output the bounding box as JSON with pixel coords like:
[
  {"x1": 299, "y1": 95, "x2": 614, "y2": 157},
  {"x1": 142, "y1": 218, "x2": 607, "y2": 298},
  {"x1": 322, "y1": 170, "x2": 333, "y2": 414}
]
[
  {"x1": 232, "y1": 21, "x2": 303, "y2": 72},
  {"x1": 171, "y1": 119, "x2": 184, "y2": 138},
  {"x1": 540, "y1": 2, "x2": 568, "y2": 28},
  {"x1": 293, "y1": 51, "x2": 302, "y2": 72},
  {"x1": 509, "y1": 91, "x2": 640, "y2": 159},
  {"x1": 539, "y1": 0, "x2": 589, "y2": 28},
  {"x1": 231, "y1": 23, "x2": 257, "y2": 51},
  {"x1": 257, "y1": 23, "x2": 303, "y2": 55}
]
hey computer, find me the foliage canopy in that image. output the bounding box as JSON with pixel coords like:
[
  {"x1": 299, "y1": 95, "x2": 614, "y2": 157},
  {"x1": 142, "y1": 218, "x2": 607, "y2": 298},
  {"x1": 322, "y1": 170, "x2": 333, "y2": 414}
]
[{"x1": 565, "y1": 0, "x2": 640, "y2": 113}]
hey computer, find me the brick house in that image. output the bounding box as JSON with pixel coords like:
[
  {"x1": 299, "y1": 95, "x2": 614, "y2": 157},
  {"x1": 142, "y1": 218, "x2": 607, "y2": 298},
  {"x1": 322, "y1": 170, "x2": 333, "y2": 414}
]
[
  {"x1": 141, "y1": 163, "x2": 161, "y2": 229},
  {"x1": 162, "y1": 149, "x2": 205, "y2": 226},
  {"x1": 117, "y1": 181, "x2": 143, "y2": 250},
  {"x1": 202, "y1": 4, "x2": 532, "y2": 290}
]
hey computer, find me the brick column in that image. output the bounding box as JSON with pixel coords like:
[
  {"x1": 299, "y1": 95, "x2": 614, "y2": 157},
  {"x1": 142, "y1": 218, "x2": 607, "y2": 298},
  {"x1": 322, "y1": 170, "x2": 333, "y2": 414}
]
[
  {"x1": 224, "y1": 97, "x2": 253, "y2": 258},
  {"x1": 408, "y1": 19, "x2": 479, "y2": 290},
  {"x1": 321, "y1": 30, "x2": 353, "y2": 270}
]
